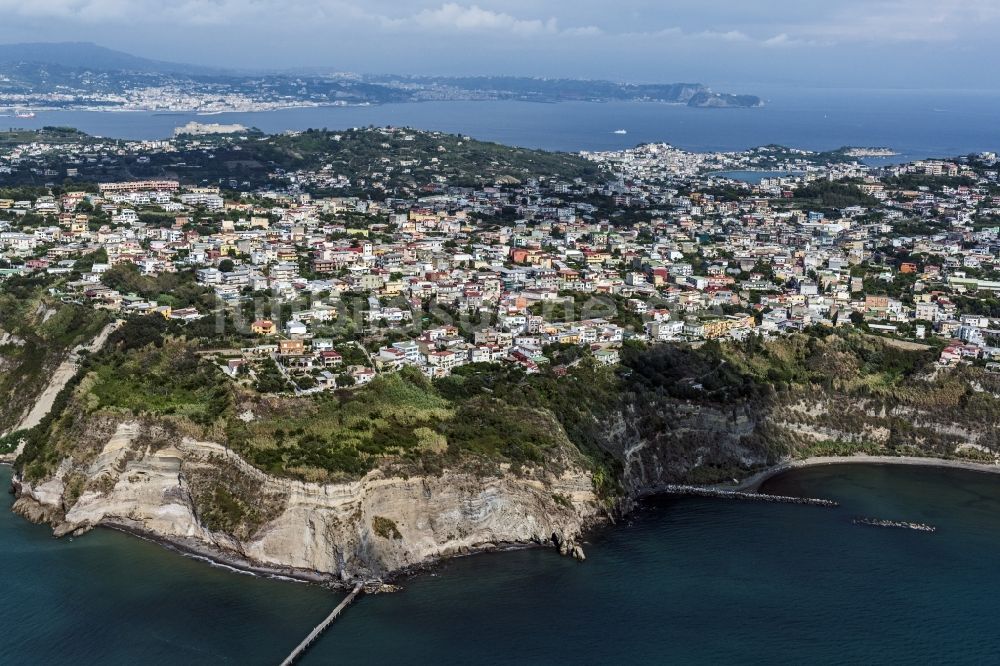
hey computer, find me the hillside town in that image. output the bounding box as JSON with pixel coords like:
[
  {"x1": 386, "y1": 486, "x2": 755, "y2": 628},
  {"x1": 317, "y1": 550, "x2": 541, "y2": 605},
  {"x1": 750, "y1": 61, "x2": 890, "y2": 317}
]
[{"x1": 2, "y1": 126, "x2": 1000, "y2": 394}]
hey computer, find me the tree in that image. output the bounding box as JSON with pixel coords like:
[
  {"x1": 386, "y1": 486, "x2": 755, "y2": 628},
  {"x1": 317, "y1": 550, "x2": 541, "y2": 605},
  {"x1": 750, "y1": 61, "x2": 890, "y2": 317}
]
[{"x1": 219, "y1": 259, "x2": 236, "y2": 273}]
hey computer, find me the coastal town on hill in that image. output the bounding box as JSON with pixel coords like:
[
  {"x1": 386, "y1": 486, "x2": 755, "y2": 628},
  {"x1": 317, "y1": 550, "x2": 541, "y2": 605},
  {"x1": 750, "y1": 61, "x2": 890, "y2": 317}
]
[{"x1": 2, "y1": 125, "x2": 1000, "y2": 394}]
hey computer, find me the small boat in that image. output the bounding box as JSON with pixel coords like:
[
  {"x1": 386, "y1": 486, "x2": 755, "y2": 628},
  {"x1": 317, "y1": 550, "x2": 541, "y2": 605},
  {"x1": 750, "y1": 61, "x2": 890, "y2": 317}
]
[
  {"x1": 613, "y1": 129, "x2": 627, "y2": 135},
  {"x1": 15, "y1": 111, "x2": 36, "y2": 119}
]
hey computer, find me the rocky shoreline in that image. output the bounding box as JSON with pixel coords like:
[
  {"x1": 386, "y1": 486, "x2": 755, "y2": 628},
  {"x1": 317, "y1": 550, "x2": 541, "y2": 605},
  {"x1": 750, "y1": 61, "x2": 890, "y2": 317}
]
[
  {"x1": 6, "y1": 430, "x2": 602, "y2": 587},
  {"x1": 9, "y1": 480, "x2": 597, "y2": 591},
  {"x1": 103, "y1": 521, "x2": 593, "y2": 589},
  {"x1": 6, "y1": 458, "x2": 592, "y2": 590},
  {"x1": 7, "y1": 451, "x2": 999, "y2": 588}
]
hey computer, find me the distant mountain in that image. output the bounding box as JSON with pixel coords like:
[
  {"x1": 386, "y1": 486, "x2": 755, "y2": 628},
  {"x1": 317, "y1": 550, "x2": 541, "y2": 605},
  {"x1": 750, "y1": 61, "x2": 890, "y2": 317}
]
[{"x1": 0, "y1": 41, "x2": 223, "y2": 76}]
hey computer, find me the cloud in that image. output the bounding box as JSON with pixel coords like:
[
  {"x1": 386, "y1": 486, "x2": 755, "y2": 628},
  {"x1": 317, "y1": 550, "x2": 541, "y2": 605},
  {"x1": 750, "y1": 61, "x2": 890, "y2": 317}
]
[
  {"x1": 768, "y1": 0, "x2": 1000, "y2": 45},
  {"x1": 378, "y1": 3, "x2": 606, "y2": 38},
  {"x1": 0, "y1": 0, "x2": 131, "y2": 22},
  {"x1": 0, "y1": 0, "x2": 603, "y2": 38},
  {"x1": 620, "y1": 26, "x2": 793, "y2": 48},
  {"x1": 405, "y1": 4, "x2": 557, "y2": 36},
  {"x1": 762, "y1": 33, "x2": 818, "y2": 49},
  {"x1": 2, "y1": 0, "x2": 996, "y2": 46},
  {"x1": 697, "y1": 30, "x2": 751, "y2": 42}
]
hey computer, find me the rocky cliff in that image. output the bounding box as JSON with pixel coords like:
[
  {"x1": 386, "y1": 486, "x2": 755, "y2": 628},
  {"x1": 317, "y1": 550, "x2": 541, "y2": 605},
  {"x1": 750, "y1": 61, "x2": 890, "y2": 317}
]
[
  {"x1": 11, "y1": 421, "x2": 599, "y2": 582},
  {"x1": 9, "y1": 330, "x2": 1000, "y2": 583}
]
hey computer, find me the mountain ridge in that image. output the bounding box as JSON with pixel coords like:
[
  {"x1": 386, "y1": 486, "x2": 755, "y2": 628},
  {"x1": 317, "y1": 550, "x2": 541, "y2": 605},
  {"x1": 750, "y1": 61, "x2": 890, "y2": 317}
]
[{"x1": 0, "y1": 41, "x2": 226, "y2": 76}]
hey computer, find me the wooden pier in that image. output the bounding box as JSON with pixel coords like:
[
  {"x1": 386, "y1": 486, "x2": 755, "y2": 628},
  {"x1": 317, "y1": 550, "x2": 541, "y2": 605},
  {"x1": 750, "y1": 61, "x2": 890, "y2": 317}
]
[{"x1": 280, "y1": 583, "x2": 364, "y2": 666}]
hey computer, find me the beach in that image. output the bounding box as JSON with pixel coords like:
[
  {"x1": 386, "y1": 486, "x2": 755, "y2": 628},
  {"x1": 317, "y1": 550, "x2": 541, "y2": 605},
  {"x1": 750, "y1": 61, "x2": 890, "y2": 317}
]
[{"x1": 740, "y1": 454, "x2": 1000, "y2": 491}]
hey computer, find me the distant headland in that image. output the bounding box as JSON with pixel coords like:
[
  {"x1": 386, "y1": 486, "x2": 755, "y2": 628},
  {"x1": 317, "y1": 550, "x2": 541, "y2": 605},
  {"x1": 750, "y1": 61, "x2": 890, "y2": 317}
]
[{"x1": 0, "y1": 42, "x2": 762, "y2": 113}]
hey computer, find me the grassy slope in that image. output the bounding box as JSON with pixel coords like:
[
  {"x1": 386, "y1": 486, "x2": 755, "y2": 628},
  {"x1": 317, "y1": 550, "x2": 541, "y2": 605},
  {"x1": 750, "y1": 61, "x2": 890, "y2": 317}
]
[
  {"x1": 16, "y1": 324, "x2": 1000, "y2": 490},
  {"x1": 0, "y1": 276, "x2": 111, "y2": 440},
  {"x1": 0, "y1": 127, "x2": 95, "y2": 149},
  {"x1": 18, "y1": 322, "x2": 583, "y2": 486}
]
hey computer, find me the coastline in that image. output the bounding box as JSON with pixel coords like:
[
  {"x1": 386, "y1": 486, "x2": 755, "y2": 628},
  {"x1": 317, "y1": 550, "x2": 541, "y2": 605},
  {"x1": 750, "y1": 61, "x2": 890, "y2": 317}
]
[
  {"x1": 101, "y1": 522, "x2": 341, "y2": 587},
  {"x1": 100, "y1": 520, "x2": 558, "y2": 590},
  {"x1": 5, "y1": 452, "x2": 999, "y2": 587},
  {"x1": 94, "y1": 453, "x2": 1000, "y2": 585},
  {"x1": 737, "y1": 455, "x2": 1000, "y2": 492},
  {"x1": 4, "y1": 461, "x2": 589, "y2": 589}
]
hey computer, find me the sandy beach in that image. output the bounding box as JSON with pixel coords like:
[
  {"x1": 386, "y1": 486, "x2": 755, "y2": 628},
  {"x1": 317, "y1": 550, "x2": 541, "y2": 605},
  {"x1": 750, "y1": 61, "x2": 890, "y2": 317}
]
[{"x1": 738, "y1": 455, "x2": 1000, "y2": 491}]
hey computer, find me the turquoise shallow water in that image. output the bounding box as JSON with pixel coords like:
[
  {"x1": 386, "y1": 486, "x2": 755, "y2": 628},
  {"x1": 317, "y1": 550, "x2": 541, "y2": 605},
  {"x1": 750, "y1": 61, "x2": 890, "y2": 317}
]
[{"x1": 3, "y1": 463, "x2": 1000, "y2": 665}]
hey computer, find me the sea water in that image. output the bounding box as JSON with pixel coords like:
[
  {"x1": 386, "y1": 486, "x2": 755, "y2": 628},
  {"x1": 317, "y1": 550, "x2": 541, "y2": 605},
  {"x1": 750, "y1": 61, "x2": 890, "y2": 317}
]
[
  {"x1": 5, "y1": 88, "x2": 999, "y2": 160},
  {"x1": 4, "y1": 463, "x2": 1000, "y2": 664}
]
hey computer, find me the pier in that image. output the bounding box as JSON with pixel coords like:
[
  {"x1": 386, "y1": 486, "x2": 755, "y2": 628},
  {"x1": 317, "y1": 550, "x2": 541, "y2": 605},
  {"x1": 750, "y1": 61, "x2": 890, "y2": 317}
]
[
  {"x1": 280, "y1": 582, "x2": 364, "y2": 666},
  {"x1": 662, "y1": 485, "x2": 839, "y2": 507}
]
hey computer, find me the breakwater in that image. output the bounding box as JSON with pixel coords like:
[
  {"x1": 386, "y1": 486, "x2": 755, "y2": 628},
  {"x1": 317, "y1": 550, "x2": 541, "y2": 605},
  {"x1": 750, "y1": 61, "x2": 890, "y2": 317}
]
[
  {"x1": 852, "y1": 517, "x2": 937, "y2": 532},
  {"x1": 661, "y1": 485, "x2": 839, "y2": 507}
]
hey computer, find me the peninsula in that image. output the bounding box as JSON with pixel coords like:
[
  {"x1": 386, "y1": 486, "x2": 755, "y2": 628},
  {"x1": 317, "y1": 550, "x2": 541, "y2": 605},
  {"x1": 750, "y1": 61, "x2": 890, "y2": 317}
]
[
  {"x1": 0, "y1": 43, "x2": 762, "y2": 113},
  {"x1": 1, "y1": 127, "x2": 999, "y2": 584}
]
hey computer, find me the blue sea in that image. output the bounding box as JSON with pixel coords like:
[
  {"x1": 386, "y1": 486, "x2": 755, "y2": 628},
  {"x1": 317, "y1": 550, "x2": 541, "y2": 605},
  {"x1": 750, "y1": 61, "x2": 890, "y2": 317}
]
[
  {"x1": 4, "y1": 87, "x2": 999, "y2": 160},
  {"x1": 4, "y1": 462, "x2": 1000, "y2": 665}
]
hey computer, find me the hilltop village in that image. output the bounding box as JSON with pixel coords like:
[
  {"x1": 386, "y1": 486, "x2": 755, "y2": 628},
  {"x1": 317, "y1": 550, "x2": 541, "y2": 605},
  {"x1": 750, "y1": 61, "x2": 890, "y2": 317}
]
[{"x1": 2, "y1": 126, "x2": 1000, "y2": 395}]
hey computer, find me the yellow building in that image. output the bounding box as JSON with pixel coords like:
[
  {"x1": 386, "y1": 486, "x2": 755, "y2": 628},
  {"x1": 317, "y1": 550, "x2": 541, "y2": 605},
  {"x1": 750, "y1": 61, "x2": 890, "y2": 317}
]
[{"x1": 251, "y1": 320, "x2": 277, "y2": 335}]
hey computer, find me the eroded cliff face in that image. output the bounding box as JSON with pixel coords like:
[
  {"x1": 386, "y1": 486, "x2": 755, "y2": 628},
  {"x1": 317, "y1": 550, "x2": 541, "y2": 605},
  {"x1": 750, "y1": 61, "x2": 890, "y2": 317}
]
[
  {"x1": 598, "y1": 401, "x2": 774, "y2": 494},
  {"x1": 597, "y1": 388, "x2": 998, "y2": 494},
  {"x1": 11, "y1": 422, "x2": 600, "y2": 582},
  {"x1": 12, "y1": 357, "x2": 997, "y2": 582}
]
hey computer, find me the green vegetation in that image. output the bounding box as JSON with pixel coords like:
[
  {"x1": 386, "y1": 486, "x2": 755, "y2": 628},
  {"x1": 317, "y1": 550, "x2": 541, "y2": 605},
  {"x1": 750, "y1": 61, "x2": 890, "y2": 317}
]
[
  {"x1": 266, "y1": 128, "x2": 601, "y2": 188},
  {"x1": 186, "y1": 457, "x2": 288, "y2": 539},
  {"x1": 885, "y1": 173, "x2": 978, "y2": 191},
  {"x1": 443, "y1": 398, "x2": 568, "y2": 466},
  {"x1": 551, "y1": 492, "x2": 573, "y2": 509},
  {"x1": 0, "y1": 429, "x2": 28, "y2": 455},
  {"x1": 0, "y1": 126, "x2": 94, "y2": 148},
  {"x1": 50, "y1": 127, "x2": 602, "y2": 193},
  {"x1": 372, "y1": 516, "x2": 402, "y2": 540},
  {"x1": 797, "y1": 440, "x2": 883, "y2": 457},
  {"x1": 227, "y1": 367, "x2": 454, "y2": 481},
  {"x1": 100, "y1": 264, "x2": 217, "y2": 310},
  {"x1": 0, "y1": 276, "x2": 111, "y2": 434},
  {"x1": 793, "y1": 181, "x2": 879, "y2": 208},
  {"x1": 89, "y1": 341, "x2": 231, "y2": 425},
  {"x1": 14, "y1": 320, "x2": 1000, "y2": 497}
]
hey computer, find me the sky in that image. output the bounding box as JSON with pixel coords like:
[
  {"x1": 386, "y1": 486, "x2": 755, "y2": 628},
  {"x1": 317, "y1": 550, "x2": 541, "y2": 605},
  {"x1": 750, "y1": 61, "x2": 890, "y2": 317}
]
[{"x1": 0, "y1": 0, "x2": 997, "y2": 89}]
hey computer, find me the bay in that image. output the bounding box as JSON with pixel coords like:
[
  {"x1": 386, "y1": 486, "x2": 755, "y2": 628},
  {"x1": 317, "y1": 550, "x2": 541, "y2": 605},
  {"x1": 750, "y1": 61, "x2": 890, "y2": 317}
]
[{"x1": 3, "y1": 88, "x2": 999, "y2": 160}]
